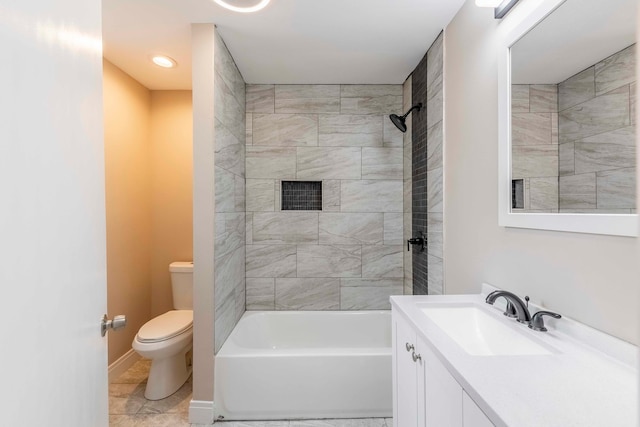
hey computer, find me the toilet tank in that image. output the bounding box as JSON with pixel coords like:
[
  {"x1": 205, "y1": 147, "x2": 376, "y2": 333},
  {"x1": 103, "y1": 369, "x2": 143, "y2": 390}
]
[{"x1": 170, "y1": 262, "x2": 193, "y2": 310}]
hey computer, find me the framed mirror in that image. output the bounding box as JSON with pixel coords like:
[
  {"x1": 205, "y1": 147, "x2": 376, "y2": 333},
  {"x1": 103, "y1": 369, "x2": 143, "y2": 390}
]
[{"x1": 498, "y1": 0, "x2": 638, "y2": 236}]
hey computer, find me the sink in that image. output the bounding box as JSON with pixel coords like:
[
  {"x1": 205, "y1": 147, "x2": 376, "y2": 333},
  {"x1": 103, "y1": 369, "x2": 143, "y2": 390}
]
[{"x1": 420, "y1": 304, "x2": 552, "y2": 356}]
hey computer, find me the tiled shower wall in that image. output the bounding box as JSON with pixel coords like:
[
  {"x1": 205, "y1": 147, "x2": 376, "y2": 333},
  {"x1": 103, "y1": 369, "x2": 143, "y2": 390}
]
[
  {"x1": 511, "y1": 84, "x2": 559, "y2": 212},
  {"x1": 244, "y1": 84, "x2": 405, "y2": 310},
  {"x1": 558, "y1": 45, "x2": 636, "y2": 212},
  {"x1": 214, "y1": 31, "x2": 246, "y2": 353},
  {"x1": 511, "y1": 44, "x2": 637, "y2": 214},
  {"x1": 411, "y1": 32, "x2": 444, "y2": 295}
]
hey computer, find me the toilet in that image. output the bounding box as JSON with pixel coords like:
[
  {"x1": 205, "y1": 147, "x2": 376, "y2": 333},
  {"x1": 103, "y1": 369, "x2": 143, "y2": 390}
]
[{"x1": 133, "y1": 261, "x2": 193, "y2": 400}]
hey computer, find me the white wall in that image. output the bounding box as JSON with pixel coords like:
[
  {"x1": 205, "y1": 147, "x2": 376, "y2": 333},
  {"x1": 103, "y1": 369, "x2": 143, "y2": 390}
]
[{"x1": 444, "y1": 0, "x2": 640, "y2": 344}]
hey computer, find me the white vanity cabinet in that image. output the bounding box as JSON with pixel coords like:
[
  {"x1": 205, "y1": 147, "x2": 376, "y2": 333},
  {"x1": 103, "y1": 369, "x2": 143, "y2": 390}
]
[{"x1": 393, "y1": 309, "x2": 494, "y2": 427}]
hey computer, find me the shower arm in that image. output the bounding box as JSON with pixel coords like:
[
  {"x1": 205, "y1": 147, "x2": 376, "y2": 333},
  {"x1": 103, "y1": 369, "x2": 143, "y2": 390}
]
[{"x1": 401, "y1": 103, "x2": 422, "y2": 119}]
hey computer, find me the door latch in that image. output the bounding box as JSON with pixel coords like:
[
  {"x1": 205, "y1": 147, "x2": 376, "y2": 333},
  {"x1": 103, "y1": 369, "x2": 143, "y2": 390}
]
[{"x1": 101, "y1": 314, "x2": 127, "y2": 337}]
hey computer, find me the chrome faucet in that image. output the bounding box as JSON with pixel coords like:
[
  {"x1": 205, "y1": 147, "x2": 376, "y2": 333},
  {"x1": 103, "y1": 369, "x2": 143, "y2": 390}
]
[{"x1": 485, "y1": 290, "x2": 531, "y2": 324}]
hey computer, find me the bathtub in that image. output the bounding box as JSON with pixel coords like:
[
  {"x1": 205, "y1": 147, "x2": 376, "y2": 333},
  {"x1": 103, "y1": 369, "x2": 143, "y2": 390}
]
[{"x1": 214, "y1": 310, "x2": 392, "y2": 420}]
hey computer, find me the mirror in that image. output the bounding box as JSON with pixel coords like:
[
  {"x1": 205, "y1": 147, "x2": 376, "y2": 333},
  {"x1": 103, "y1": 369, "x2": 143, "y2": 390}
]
[{"x1": 498, "y1": 0, "x2": 638, "y2": 236}]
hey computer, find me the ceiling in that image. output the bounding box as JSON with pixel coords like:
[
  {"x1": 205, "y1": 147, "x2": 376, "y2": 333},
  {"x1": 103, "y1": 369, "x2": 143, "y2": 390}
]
[
  {"x1": 511, "y1": 0, "x2": 636, "y2": 84},
  {"x1": 102, "y1": 0, "x2": 466, "y2": 90}
]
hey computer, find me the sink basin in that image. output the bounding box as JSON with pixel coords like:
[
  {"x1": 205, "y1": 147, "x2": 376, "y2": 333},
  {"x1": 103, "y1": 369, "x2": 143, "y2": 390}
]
[{"x1": 420, "y1": 304, "x2": 552, "y2": 356}]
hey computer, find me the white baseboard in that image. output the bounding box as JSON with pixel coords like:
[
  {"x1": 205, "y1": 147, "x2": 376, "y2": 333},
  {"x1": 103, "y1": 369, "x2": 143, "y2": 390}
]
[
  {"x1": 108, "y1": 348, "x2": 141, "y2": 383},
  {"x1": 189, "y1": 400, "x2": 215, "y2": 425}
]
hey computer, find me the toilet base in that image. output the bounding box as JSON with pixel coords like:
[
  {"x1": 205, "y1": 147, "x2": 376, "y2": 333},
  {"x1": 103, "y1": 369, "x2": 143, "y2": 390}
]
[{"x1": 144, "y1": 345, "x2": 193, "y2": 400}]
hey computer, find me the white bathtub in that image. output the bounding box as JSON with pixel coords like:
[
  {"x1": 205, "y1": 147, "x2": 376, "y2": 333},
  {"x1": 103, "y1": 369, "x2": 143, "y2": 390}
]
[{"x1": 214, "y1": 310, "x2": 392, "y2": 420}]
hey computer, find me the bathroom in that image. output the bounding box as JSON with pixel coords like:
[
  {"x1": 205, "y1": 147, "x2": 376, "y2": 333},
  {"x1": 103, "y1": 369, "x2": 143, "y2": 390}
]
[{"x1": 1, "y1": 0, "x2": 638, "y2": 426}]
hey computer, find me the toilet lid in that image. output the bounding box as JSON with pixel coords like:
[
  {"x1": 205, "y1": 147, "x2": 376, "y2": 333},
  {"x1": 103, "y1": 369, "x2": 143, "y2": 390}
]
[{"x1": 137, "y1": 310, "x2": 193, "y2": 343}]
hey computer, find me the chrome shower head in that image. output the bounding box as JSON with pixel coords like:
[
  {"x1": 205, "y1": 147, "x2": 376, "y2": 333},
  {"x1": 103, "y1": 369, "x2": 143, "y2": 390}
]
[{"x1": 388, "y1": 103, "x2": 422, "y2": 133}]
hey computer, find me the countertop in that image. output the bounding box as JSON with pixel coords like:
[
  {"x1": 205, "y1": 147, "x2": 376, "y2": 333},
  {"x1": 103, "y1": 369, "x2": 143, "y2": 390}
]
[{"x1": 390, "y1": 287, "x2": 638, "y2": 427}]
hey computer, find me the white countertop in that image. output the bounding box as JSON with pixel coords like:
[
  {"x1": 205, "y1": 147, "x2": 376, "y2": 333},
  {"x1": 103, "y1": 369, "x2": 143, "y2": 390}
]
[{"x1": 391, "y1": 287, "x2": 638, "y2": 427}]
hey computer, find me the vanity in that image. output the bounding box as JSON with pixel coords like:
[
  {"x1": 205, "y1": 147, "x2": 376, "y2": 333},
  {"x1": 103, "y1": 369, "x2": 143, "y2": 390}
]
[{"x1": 391, "y1": 285, "x2": 637, "y2": 427}]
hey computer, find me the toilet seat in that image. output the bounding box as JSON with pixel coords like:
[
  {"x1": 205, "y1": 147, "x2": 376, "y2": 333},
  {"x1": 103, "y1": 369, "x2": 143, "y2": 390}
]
[{"x1": 137, "y1": 310, "x2": 193, "y2": 343}]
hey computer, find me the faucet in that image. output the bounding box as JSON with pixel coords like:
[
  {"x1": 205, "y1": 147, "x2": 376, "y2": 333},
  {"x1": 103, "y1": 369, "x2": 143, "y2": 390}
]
[{"x1": 485, "y1": 290, "x2": 531, "y2": 324}]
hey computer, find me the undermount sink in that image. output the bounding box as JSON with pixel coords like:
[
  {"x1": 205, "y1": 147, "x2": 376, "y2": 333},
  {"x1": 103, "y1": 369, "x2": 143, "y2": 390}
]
[{"x1": 420, "y1": 304, "x2": 553, "y2": 356}]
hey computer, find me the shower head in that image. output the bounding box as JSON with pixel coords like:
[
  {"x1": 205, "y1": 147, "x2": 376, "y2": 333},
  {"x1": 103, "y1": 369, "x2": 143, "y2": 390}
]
[{"x1": 389, "y1": 103, "x2": 423, "y2": 133}]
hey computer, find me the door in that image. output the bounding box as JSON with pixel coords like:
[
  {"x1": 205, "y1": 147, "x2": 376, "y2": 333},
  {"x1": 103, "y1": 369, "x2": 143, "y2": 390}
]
[{"x1": 0, "y1": 1, "x2": 108, "y2": 426}]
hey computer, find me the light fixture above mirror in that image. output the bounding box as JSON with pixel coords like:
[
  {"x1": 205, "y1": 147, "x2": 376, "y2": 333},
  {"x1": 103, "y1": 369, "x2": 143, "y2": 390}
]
[{"x1": 212, "y1": 0, "x2": 271, "y2": 13}]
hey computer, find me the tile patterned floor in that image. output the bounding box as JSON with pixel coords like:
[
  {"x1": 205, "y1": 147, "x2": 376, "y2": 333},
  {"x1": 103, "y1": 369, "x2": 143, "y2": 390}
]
[{"x1": 110, "y1": 359, "x2": 392, "y2": 427}]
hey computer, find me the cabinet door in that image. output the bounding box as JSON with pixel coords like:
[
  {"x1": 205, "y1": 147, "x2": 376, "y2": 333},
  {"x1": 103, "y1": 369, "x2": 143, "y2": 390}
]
[
  {"x1": 394, "y1": 313, "x2": 418, "y2": 427},
  {"x1": 462, "y1": 391, "x2": 494, "y2": 427},
  {"x1": 422, "y1": 339, "x2": 463, "y2": 427}
]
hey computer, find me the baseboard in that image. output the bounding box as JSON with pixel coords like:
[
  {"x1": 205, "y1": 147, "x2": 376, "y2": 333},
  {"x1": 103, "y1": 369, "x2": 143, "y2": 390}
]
[
  {"x1": 189, "y1": 400, "x2": 215, "y2": 425},
  {"x1": 108, "y1": 348, "x2": 141, "y2": 383}
]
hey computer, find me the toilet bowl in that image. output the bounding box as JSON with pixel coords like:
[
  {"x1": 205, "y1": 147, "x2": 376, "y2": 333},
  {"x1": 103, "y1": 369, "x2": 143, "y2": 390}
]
[{"x1": 132, "y1": 262, "x2": 194, "y2": 400}]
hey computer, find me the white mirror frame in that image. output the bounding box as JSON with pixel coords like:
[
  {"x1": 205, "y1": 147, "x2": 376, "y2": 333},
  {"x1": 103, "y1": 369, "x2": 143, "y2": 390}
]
[{"x1": 497, "y1": 0, "x2": 638, "y2": 237}]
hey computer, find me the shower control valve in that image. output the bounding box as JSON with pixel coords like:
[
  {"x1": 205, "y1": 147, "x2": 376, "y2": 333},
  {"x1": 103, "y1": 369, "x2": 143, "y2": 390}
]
[{"x1": 407, "y1": 231, "x2": 426, "y2": 252}]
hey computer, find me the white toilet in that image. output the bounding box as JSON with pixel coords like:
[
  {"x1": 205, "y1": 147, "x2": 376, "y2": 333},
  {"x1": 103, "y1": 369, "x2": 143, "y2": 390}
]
[{"x1": 133, "y1": 261, "x2": 193, "y2": 400}]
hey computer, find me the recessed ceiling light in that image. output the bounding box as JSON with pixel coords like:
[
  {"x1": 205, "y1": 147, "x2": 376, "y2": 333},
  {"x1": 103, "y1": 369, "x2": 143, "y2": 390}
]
[
  {"x1": 475, "y1": 0, "x2": 502, "y2": 6},
  {"x1": 151, "y1": 55, "x2": 177, "y2": 68},
  {"x1": 212, "y1": 0, "x2": 271, "y2": 13}
]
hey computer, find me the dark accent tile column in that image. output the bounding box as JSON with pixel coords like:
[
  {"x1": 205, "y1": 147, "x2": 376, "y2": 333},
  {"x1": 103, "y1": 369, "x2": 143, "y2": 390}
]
[{"x1": 412, "y1": 52, "x2": 429, "y2": 295}]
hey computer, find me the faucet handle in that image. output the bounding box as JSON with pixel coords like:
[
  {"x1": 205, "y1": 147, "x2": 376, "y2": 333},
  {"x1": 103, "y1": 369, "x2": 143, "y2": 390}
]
[{"x1": 529, "y1": 310, "x2": 561, "y2": 332}]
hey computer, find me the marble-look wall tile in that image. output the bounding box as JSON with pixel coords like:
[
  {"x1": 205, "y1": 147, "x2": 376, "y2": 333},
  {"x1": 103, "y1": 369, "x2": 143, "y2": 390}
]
[
  {"x1": 426, "y1": 32, "x2": 444, "y2": 101},
  {"x1": 297, "y1": 147, "x2": 361, "y2": 179},
  {"x1": 595, "y1": 45, "x2": 636, "y2": 96},
  {"x1": 246, "y1": 245, "x2": 296, "y2": 278},
  {"x1": 559, "y1": 86, "x2": 630, "y2": 143},
  {"x1": 559, "y1": 142, "x2": 575, "y2": 176},
  {"x1": 246, "y1": 113, "x2": 253, "y2": 145},
  {"x1": 341, "y1": 180, "x2": 403, "y2": 212},
  {"x1": 340, "y1": 278, "x2": 404, "y2": 288},
  {"x1": 216, "y1": 120, "x2": 245, "y2": 176},
  {"x1": 246, "y1": 179, "x2": 275, "y2": 212},
  {"x1": 322, "y1": 179, "x2": 341, "y2": 211},
  {"x1": 253, "y1": 114, "x2": 318, "y2": 146},
  {"x1": 559, "y1": 67, "x2": 595, "y2": 111},
  {"x1": 275, "y1": 278, "x2": 340, "y2": 310},
  {"x1": 297, "y1": 245, "x2": 362, "y2": 278},
  {"x1": 384, "y1": 212, "x2": 403, "y2": 245},
  {"x1": 214, "y1": 71, "x2": 245, "y2": 142},
  {"x1": 511, "y1": 145, "x2": 559, "y2": 179},
  {"x1": 318, "y1": 115, "x2": 382, "y2": 147},
  {"x1": 631, "y1": 82, "x2": 636, "y2": 125},
  {"x1": 403, "y1": 179, "x2": 411, "y2": 213},
  {"x1": 383, "y1": 117, "x2": 404, "y2": 147},
  {"x1": 529, "y1": 177, "x2": 559, "y2": 210},
  {"x1": 246, "y1": 278, "x2": 275, "y2": 310},
  {"x1": 215, "y1": 167, "x2": 236, "y2": 213},
  {"x1": 215, "y1": 31, "x2": 245, "y2": 108},
  {"x1": 512, "y1": 113, "x2": 552, "y2": 145},
  {"x1": 574, "y1": 142, "x2": 636, "y2": 174},
  {"x1": 246, "y1": 146, "x2": 296, "y2": 179},
  {"x1": 427, "y1": 255, "x2": 443, "y2": 295},
  {"x1": 341, "y1": 85, "x2": 403, "y2": 98},
  {"x1": 246, "y1": 213, "x2": 253, "y2": 244},
  {"x1": 580, "y1": 125, "x2": 636, "y2": 145},
  {"x1": 426, "y1": 89, "x2": 443, "y2": 129},
  {"x1": 362, "y1": 245, "x2": 403, "y2": 278},
  {"x1": 252, "y1": 212, "x2": 319, "y2": 244},
  {"x1": 427, "y1": 230, "x2": 443, "y2": 260},
  {"x1": 341, "y1": 85, "x2": 403, "y2": 115},
  {"x1": 530, "y1": 85, "x2": 558, "y2": 113},
  {"x1": 426, "y1": 121, "x2": 443, "y2": 171},
  {"x1": 275, "y1": 85, "x2": 340, "y2": 114},
  {"x1": 427, "y1": 167, "x2": 443, "y2": 213},
  {"x1": 362, "y1": 147, "x2": 403, "y2": 180},
  {"x1": 559, "y1": 173, "x2": 597, "y2": 209},
  {"x1": 403, "y1": 76, "x2": 412, "y2": 111},
  {"x1": 512, "y1": 85, "x2": 530, "y2": 113},
  {"x1": 319, "y1": 213, "x2": 383, "y2": 245},
  {"x1": 246, "y1": 84, "x2": 275, "y2": 113},
  {"x1": 597, "y1": 167, "x2": 636, "y2": 209},
  {"x1": 340, "y1": 285, "x2": 403, "y2": 310},
  {"x1": 235, "y1": 175, "x2": 245, "y2": 211}
]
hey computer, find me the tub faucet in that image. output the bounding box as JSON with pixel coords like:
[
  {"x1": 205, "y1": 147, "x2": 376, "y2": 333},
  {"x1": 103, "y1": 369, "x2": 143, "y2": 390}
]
[{"x1": 485, "y1": 290, "x2": 531, "y2": 324}]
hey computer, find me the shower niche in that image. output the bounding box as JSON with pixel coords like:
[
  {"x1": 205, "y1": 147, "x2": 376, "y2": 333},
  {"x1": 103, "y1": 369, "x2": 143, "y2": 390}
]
[{"x1": 281, "y1": 180, "x2": 322, "y2": 211}]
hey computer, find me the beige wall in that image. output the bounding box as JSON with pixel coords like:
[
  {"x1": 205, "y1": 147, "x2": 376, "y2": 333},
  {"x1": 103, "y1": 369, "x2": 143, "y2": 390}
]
[
  {"x1": 103, "y1": 59, "x2": 152, "y2": 364},
  {"x1": 104, "y1": 60, "x2": 193, "y2": 364},
  {"x1": 444, "y1": 1, "x2": 639, "y2": 344},
  {"x1": 150, "y1": 91, "x2": 194, "y2": 317}
]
